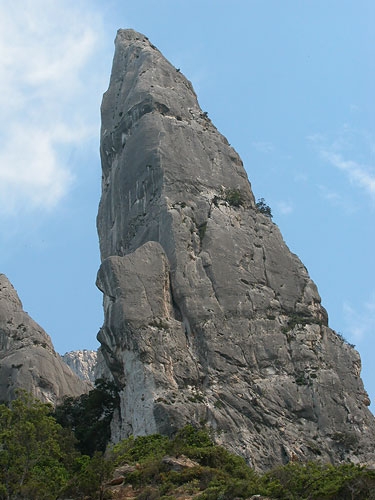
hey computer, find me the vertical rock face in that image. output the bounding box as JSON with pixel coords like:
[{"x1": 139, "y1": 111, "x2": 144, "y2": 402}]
[
  {"x1": 0, "y1": 274, "x2": 88, "y2": 404},
  {"x1": 96, "y1": 29, "x2": 375, "y2": 470}
]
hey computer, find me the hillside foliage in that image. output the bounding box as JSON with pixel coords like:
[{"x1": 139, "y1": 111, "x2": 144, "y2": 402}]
[
  {"x1": 53, "y1": 378, "x2": 119, "y2": 456},
  {"x1": 0, "y1": 391, "x2": 374, "y2": 499}
]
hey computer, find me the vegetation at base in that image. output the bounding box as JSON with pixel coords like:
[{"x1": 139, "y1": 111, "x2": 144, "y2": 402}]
[
  {"x1": 0, "y1": 390, "x2": 114, "y2": 500},
  {"x1": 109, "y1": 428, "x2": 375, "y2": 499},
  {"x1": 264, "y1": 461, "x2": 375, "y2": 499},
  {"x1": 1, "y1": 391, "x2": 375, "y2": 499},
  {"x1": 54, "y1": 378, "x2": 119, "y2": 456}
]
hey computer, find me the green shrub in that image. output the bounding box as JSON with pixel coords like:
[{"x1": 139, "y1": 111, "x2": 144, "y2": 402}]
[
  {"x1": 171, "y1": 425, "x2": 214, "y2": 452},
  {"x1": 3, "y1": 399, "x2": 375, "y2": 500},
  {"x1": 281, "y1": 312, "x2": 321, "y2": 334},
  {"x1": 0, "y1": 391, "x2": 76, "y2": 500},
  {"x1": 224, "y1": 188, "x2": 244, "y2": 207},
  {"x1": 264, "y1": 461, "x2": 373, "y2": 500},
  {"x1": 54, "y1": 378, "x2": 119, "y2": 456},
  {"x1": 256, "y1": 197, "x2": 273, "y2": 219},
  {"x1": 136, "y1": 485, "x2": 161, "y2": 499},
  {"x1": 112, "y1": 434, "x2": 170, "y2": 465}
]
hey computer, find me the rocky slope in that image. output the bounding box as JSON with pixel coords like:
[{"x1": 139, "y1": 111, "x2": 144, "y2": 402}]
[
  {"x1": 0, "y1": 274, "x2": 88, "y2": 404},
  {"x1": 96, "y1": 29, "x2": 375, "y2": 470},
  {"x1": 62, "y1": 349, "x2": 97, "y2": 383}
]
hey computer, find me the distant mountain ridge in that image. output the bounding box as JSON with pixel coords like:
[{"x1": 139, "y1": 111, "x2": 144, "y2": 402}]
[{"x1": 62, "y1": 349, "x2": 97, "y2": 383}]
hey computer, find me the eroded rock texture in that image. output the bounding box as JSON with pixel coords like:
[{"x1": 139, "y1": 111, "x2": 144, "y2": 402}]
[
  {"x1": 62, "y1": 349, "x2": 97, "y2": 383},
  {"x1": 0, "y1": 274, "x2": 88, "y2": 404},
  {"x1": 96, "y1": 29, "x2": 375, "y2": 470}
]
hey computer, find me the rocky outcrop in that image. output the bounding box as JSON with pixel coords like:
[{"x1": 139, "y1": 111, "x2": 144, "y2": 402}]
[
  {"x1": 0, "y1": 274, "x2": 88, "y2": 404},
  {"x1": 96, "y1": 29, "x2": 375, "y2": 470},
  {"x1": 62, "y1": 349, "x2": 97, "y2": 383}
]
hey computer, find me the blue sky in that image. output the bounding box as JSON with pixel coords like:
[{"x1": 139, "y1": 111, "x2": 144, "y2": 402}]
[{"x1": 0, "y1": 1, "x2": 374, "y2": 412}]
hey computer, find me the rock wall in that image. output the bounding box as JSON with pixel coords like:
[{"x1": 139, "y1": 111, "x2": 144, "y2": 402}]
[
  {"x1": 62, "y1": 349, "x2": 97, "y2": 383},
  {"x1": 96, "y1": 29, "x2": 375, "y2": 470},
  {"x1": 0, "y1": 274, "x2": 88, "y2": 404}
]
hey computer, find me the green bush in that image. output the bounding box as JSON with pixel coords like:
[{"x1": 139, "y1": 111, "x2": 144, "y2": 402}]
[
  {"x1": 281, "y1": 312, "x2": 321, "y2": 333},
  {"x1": 172, "y1": 424, "x2": 214, "y2": 450},
  {"x1": 112, "y1": 433, "x2": 170, "y2": 465},
  {"x1": 54, "y1": 378, "x2": 119, "y2": 456},
  {"x1": 0, "y1": 391, "x2": 75, "y2": 499},
  {"x1": 0, "y1": 390, "x2": 119, "y2": 500},
  {"x1": 223, "y1": 188, "x2": 244, "y2": 207},
  {"x1": 256, "y1": 197, "x2": 273, "y2": 219},
  {"x1": 3, "y1": 395, "x2": 375, "y2": 500},
  {"x1": 263, "y1": 461, "x2": 375, "y2": 500}
]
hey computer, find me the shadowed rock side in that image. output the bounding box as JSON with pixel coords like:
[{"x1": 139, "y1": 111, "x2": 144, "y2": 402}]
[
  {"x1": 96, "y1": 29, "x2": 375, "y2": 470},
  {"x1": 0, "y1": 274, "x2": 89, "y2": 404}
]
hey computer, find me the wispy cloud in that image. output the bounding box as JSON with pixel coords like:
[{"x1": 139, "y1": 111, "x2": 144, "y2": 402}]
[
  {"x1": 343, "y1": 293, "x2": 375, "y2": 342},
  {"x1": 307, "y1": 127, "x2": 375, "y2": 201},
  {"x1": 321, "y1": 151, "x2": 375, "y2": 197},
  {"x1": 317, "y1": 185, "x2": 357, "y2": 214},
  {"x1": 0, "y1": 1, "x2": 103, "y2": 215},
  {"x1": 251, "y1": 141, "x2": 274, "y2": 154},
  {"x1": 276, "y1": 200, "x2": 294, "y2": 215}
]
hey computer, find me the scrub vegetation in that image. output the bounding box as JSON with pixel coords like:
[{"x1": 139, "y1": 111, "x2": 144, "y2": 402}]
[{"x1": 1, "y1": 390, "x2": 374, "y2": 499}]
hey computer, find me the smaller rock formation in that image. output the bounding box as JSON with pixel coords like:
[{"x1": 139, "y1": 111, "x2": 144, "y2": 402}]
[
  {"x1": 62, "y1": 349, "x2": 97, "y2": 383},
  {"x1": 0, "y1": 274, "x2": 88, "y2": 404}
]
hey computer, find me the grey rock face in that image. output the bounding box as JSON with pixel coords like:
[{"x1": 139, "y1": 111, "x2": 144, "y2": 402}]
[
  {"x1": 96, "y1": 29, "x2": 375, "y2": 470},
  {"x1": 62, "y1": 349, "x2": 97, "y2": 383},
  {"x1": 0, "y1": 274, "x2": 88, "y2": 404}
]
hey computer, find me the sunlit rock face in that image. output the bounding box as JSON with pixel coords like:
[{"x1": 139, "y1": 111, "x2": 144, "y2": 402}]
[
  {"x1": 0, "y1": 274, "x2": 88, "y2": 405},
  {"x1": 62, "y1": 349, "x2": 97, "y2": 383},
  {"x1": 96, "y1": 29, "x2": 375, "y2": 470}
]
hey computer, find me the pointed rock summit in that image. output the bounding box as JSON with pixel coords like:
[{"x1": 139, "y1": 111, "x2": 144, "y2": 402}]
[
  {"x1": 0, "y1": 274, "x2": 88, "y2": 404},
  {"x1": 96, "y1": 29, "x2": 375, "y2": 470}
]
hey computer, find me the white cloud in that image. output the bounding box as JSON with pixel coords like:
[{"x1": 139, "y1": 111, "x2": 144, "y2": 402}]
[
  {"x1": 0, "y1": 123, "x2": 92, "y2": 213},
  {"x1": 317, "y1": 185, "x2": 357, "y2": 214},
  {"x1": 307, "y1": 127, "x2": 375, "y2": 201},
  {"x1": 321, "y1": 151, "x2": 375, "y2": 198},
  {"x1": 251, "y1": 141, "x2": 274, "y2": 154},
  {"x1": 343, "y1": 293, "x2": 375, "y2": 342},
  {"x1": 0, "y1": 0, "x2": 103, "y2": 215},
  {"x1": 276, "y1": 200, "x2": 293, "y2": 215},
  {"x1": 350, "y1": 104, "x2": 360, "y2": 112}
]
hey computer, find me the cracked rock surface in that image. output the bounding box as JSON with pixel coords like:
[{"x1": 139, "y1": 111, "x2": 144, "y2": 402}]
[
  {"x1": 62, "y1": 349, "x2": 97, "y2": 383},
  {"x1": 0, "y1": 274, "x2": 88, "y2": 404},
  {"x1": 96, "y1": 29, "x2": 375, "y2": 470}
]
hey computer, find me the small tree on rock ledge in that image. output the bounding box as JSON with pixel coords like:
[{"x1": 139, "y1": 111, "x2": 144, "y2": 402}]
[{"x1": 256, "y1": 197, "x2": 273, "y2": 219}]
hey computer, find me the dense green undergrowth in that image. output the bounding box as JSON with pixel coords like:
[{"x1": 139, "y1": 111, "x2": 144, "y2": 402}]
[
  {"x1": 109, "y1": 426, "x2": 375, "y2": 499},
  {"x1": 1, "y1": 391, "x2": 374, "y2": 499}
]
